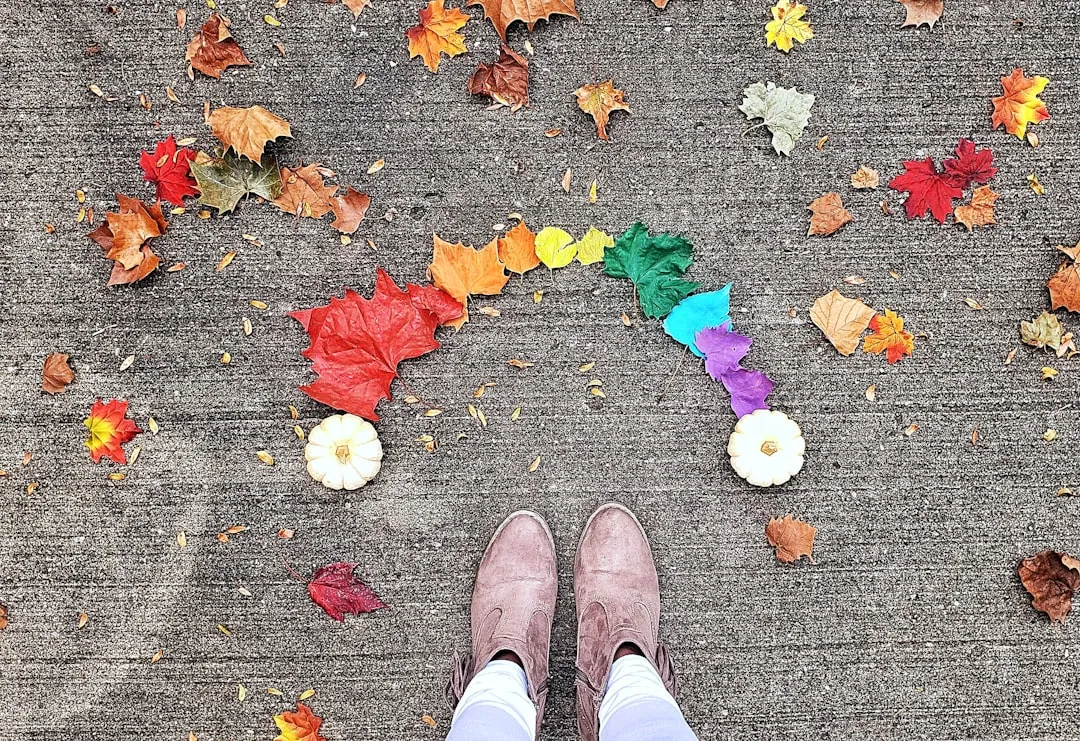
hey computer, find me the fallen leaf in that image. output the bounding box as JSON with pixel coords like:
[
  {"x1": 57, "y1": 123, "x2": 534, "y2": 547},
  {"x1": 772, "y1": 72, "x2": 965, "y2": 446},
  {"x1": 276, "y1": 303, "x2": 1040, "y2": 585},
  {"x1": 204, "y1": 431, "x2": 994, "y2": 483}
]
[
  {"x1": 850, "y1": 165, "x2": 879, "y2": 189},
  {"x1": 765, "y1": 0, "x2": 813, "y2": 53},
  {"x1": 343, "y1": 0, "x2": 371, "y2": 16},
  {"x1": 992, "y1": 68, "x2": 1050, "y2": 140},
  {"x1": 697, "y1": 324, "x2": 775, "y2": 417},
  {"x1": 534, "y1": 227, "x2": 576, "y2": 269},
  {"x1": 604, "y1": 222, "x2": 699, "y2": 319},
  {"x1": 429, "y1": 236, "x2": 509, "y2": 328},
  {"x1": 573, "y1": 226, "x2": 614, "y2": 265},
  {"x1": 739, "y1": 81, "x2": 814, "y2": 156},
  {"x1": 273, "y1": 164, "x2": 338, "y2": 218},
  {"x1": 497, "y1": 221, "x2": 540, "y2": 275},
  {"x1": 962, "y1": 297, "x2": 984, "y2": 310},
  {"x1": 954, "y1": 186, "x2": 999, "y2": 231},
  {"x1": 1042, "y1": 366, "x2": 1059, "y2": 380},
  {"x1": 406, "y1": 0, "x2": 468, "y2": 73},
  {"x1": 468, "y1": 45, "x2": 528, "y2": 108},
  {"x1": 308, "y1": 562, "x2": 388, "y2": 621},
  {"x1": 1027, "y1": 172, "x2": 1045, "y2": 195},
  {"x1": 42, "y1": 353, "x2": 75, "y2": 394},
  {"x1": 84, "y1": 399, "x2": 142, "y2": 464},
  {"x1": 561, "y1": 168, "x2": 572, "y2": 192},
  {"x1": 190, "y1": 150, "x2": 283, "y2": 215},
  {"x1": 897, "y1": 0, "x2": 942, "y2": 28},
  {"x1": 0, "y1": 603, "x2": 7, "y2": 631},
  {"x1": 1048, "y1": 245, "x2": 1080, "y2": 313},
  {"x1": 1018, "y1": 550, "x2": 1080, "y2": 623},
  {"x1": 888, "y1": 157, "x2": 963, "y2": 223},
  {"x1": 207, "y1": 105, "x2": 292, "y2": 162},
  {"x1": 765, "y1": 515, "x2": 816, "y2": 563},
  {"x1": 139, "y1": 135, "x2": 199, "y2": 205},
  {"x1": 662, "y1": 287, "x2": 732, "y2": 357},
  {"x1": 186, "y1": 13, "x2": 251, "y2": 79},
  {"x1": 863, "y1": 309, "x2": 915, "y2": 364},
  {"x1": 807, "y1": 192, "x2": 853, "y2": 236},
  {"x1": 468, "y1": 0, "x2": 579, "y2": 41},
  {"x1": 810, "y1": 289, "x2": 875, "y2": 356},
  {"x1": 87, "y1": 195, "x2": 165, "y2": 286},
  {"x1": 330, "y1": 188, "x2": 371, "y2": 233},
  {"x1": 274, "y1": 703, "x2": 328, "y2": 741},
  {"x1": 943, "y1": 139, "x2": 997, "y2": 189},
  {"x1": 574, "y1": 80, "x2": 630, "y2": 141}
]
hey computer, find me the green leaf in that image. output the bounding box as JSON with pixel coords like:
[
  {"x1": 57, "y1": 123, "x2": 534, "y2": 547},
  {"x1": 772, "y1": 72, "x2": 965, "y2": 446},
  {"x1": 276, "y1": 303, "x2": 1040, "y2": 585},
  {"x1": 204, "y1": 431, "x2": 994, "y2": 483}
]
[
  {"x1": 190, "y1": 151, "x2": 283, "y2": 214},
  {"x1": 534, "y1": 227, "x2": 576, "y2": 269},
  {"x1": 604, "y1": 223, "x2": 699, "y2": 319},
  {"x1": 738, "y1": 81, "x2": 815, "y2": 156}
]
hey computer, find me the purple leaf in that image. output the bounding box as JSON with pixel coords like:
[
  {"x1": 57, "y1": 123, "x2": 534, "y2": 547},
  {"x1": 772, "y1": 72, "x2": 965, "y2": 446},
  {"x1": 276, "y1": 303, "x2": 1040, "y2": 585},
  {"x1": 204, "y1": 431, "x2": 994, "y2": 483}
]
[
  {"x1": 695, "y1": 324, "x2": 774, "y2": 417},
  {"x1": 308, "y1": 562, "x2": 388, "y2": 621},
  {"x1": 720, "y1": 368, "x2": 775, "y2": 417}
]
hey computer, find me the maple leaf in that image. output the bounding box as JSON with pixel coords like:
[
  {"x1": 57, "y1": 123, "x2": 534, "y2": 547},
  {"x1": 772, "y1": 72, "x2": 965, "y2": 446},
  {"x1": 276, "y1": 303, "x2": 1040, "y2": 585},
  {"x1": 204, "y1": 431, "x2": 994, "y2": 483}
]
[
  {"x1": 954, "y1": 186, "x2": 999, "y2": 231},
  {"x1": 1020, "y1": 311, "x2": 1064, "y2": 351},
  {"x1": 663, "y1": 287, "x2": 732, "y2": 357},
  {"x1": 185, "y1": 13, "x2": 251, "y2": 79},
  {"x1": 497, "y1": 221, "x2": 540, "y2": 275},
  {"x1": 943, "y1": 139, "x2": 997, "y2": 190},
  {"x1": 343, "y1": 0, "x2": 372, "y2": 17},
  {"x1": 330, "y1": 188, "x2": 371, "y2": 233},
  {"x1": 810, "y1": 290, "x2": 875, "y2": 356},
  {"x1": 851, "y1": 165, "x2": 879, "y2": 189},
  {"x1": 992, "y1": 68, "x2": 1050, "y2": 140},
  {"x1": 274, "y1": 703, "x2": 328, "y2": 741},
  {"x1": 406, "y1": 0, "x2": 468, "y2": 73},
  {"x1": 888, "y1": 157, "x2": 963, "y2": 223},
  {"x1": 139, "y1": 135, "x2": 198, "y2": 205},
  {"x1": 190, "y1": 150, "x2": 283, "y2": 215},
  {"x1": 739, "y1": 82, "x2": 814, "y2": 156},
  {"x1": 84, "y1": 399, "x2": 142, "y2": 464},
  {"x1": 807, "y1": 192, "x2": 853, "y2": 237},
  {"x1": 308, "y1": 562, "x2": 388, "y2": 621},
  {"x1": 575, "y1": 80, "x2": 630, "y2": 141},
  {"x1": 88, "y1": 195, "x2": 165, "y2": 286},
  {"x1": 863, "y1": 309, "x2": 914, "y2": 364},
  {"x1": 469, "y1": 45, "x2": 529, "y2": 108},
  {"x1": 573, "y1": 226, "x2": 614, "y2": 265},
  {"x1": 468, "y1": 0, "x2": 579, "y2": 41},
  {"x1": 42, "y1": 353, "x2": 74, "y2": 394},
  {"x1": 208, "y1": 105, "x2": 292, "y2": 162},
  {"x1": 1018, "y1": 550, "x2": 1080, "y2": 623},
  {"x1": 697, "y1": 324, "x2": 774, "y2": 417},
  {"x1": 429, "y1": 235, "x2": 509, "y2": 328},
  {"x1": 292, "y1": 269, "x2": 462, "y2": 419},
  {"x1": 765, "y1": 515, "x2": 816, "y2": 563},
  {"x1": 605, "y1": 223, "x2": 698, "y2": 319},
  {"x1": 897, "y1": 0, "x2": 942, "y2": 28},
  {"x1": 274, "y1": 164, "x2": 339, "y2": 219},
  {"x1": 765, "y1": 0, "x2": 813, "y2": 53},
  {"x1": 1048, "y1": 244, "x2": 1080, "y2": 313},
  {"x1": 535, "y1": 227, "x2": 576, "y2": 269}
]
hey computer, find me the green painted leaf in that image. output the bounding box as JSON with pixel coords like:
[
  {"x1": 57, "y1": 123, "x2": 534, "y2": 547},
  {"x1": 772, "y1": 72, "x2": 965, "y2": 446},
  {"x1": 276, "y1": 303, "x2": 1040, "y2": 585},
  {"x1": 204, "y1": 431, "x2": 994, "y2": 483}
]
[
  {"x1": 738, "y1": 81, "x2": 815, "y2": 156},
  {"x1": 604, "y1": 223, "x2": 699, "y2": 319},
  {"x1": 190, "y1": 151, "x2": 283, "y2": 214}
]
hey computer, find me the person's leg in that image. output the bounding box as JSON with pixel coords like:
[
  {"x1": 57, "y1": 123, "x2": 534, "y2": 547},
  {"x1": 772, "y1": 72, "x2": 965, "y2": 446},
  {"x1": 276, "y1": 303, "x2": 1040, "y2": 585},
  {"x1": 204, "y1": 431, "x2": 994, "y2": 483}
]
[
  {"x1": 574, "y1": 503, "x2": 698, "y2": 741},
  {"x1": 445, "y1": 511, "x2": 558, "y2": 740}
]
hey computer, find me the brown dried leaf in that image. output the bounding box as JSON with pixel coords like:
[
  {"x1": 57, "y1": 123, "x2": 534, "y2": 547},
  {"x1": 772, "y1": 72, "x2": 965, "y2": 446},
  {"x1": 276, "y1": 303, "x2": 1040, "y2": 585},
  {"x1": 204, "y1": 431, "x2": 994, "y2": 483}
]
[
  {"x1": 468, "y1": 45, "x2": 529, "y2": 108},
  {"x1": 1048, "y1": 246, "x2": 1080, "y2": 313},
  {"x1": 344, "y1": 0, "x2": 372, "y2": 16},
  {"x1": 185, "y1": 14, "x2": 251, "y2": 79},
  {"x1": 810, "y1": 289, "x2": 876, "y2": 356},
  {"x1": 954, "y1": 186, "x2": 999, "y2": 231},
  {"x1": 765, "y1": 515, "x2": 816, "y2": 564},
  {"x1": 897, "y1": 0, "x2": 942, "y2": 28},
  {"x1": 207, "y1": 105, "x2": 292, "y2": 162},
  {"x1": 42, "y1": 353, "x2": 75, "y2": 394},
  {"x1": 330, "y1": 188, "x2": 371, "y2": 234},
  {"x1": 574, "y1": 80, "x2": 630, "y2": 141},
  {"x1": 274, "y1": 164, "x2": 338, "y2": 219},
  {"x1": 850, "y1": 165, "x2": 879, "y2": 189},
  {"x1": 468, "y1": 0, "x2": 579, "y2": 41},
  {"x1": 1018, "y1": 550, "x2": 1080, "y2": 622},
  {"x1": 807, "y1": 192, "x2": 853, "y2": 237}
]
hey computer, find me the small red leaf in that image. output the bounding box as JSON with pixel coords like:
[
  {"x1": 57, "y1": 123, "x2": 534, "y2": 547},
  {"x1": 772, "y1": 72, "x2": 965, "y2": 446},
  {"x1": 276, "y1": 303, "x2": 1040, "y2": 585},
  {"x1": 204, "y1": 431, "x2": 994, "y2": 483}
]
[
  {"x1": 888, "y1": 157, "x2": 963, "y2": 224},
  {"x1": 139, "y1": 136, "x2": 198, "y2": 205},
  {"x1": 942, "y1": 139, "x2": 997, "y2": 190},
  {"x1": 308, "y1": 562, "x2": 388, "y2": 621}
]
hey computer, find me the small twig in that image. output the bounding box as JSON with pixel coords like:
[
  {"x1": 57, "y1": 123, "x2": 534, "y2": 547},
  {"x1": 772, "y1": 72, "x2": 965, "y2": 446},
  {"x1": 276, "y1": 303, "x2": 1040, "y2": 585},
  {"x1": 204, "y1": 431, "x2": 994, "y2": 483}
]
[
  {"x1": 282, "y1": 560, "x2": 304, "y2": 583},
  {"x1": 657, "y1": 345, "x2": 689, "y2": 401}
]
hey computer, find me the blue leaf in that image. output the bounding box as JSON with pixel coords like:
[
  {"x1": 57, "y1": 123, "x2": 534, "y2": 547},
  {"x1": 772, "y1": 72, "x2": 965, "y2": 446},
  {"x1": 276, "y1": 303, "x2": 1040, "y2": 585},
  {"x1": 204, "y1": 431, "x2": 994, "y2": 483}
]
[{"x1": 661, "y1": 285, "x2": 733, "y2": 357}]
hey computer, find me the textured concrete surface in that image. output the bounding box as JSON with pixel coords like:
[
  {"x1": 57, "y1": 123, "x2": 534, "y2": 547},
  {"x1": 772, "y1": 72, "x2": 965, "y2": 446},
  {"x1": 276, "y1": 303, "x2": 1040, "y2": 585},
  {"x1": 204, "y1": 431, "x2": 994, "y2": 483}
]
[{"x1": 2, "y1": 0, "x2": 1079, "y2": 739}]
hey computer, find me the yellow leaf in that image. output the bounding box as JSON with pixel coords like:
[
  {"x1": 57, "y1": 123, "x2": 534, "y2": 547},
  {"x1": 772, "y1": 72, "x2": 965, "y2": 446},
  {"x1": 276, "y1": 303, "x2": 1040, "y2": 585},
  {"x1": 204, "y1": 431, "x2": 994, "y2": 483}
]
[
  {"x1": 534, "y1": 227, "x2": 576, "y2": 269},
  {"x1": 863, "y1": 309, "x2": 915, "y2": 364},
  {"x1": 992, "y1": 68, "x2": 1050, "y2": 140},
  {"x1": 765, "y1": 0, "x2": 813, "y2": 53},
  {"x1": 573, "y1": 227, "x2": 614, "y2": 265}
]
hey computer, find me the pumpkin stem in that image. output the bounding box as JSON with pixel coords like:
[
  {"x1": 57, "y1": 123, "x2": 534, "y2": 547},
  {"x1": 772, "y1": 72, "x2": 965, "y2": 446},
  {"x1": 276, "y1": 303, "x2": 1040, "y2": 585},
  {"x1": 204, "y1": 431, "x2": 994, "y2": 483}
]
[
  {"x1": 335, "y1": 444, "x2": 352, "y2": 464},
  {"x1": 760, "y1": 440, "x2": 779, "y2": 456}
]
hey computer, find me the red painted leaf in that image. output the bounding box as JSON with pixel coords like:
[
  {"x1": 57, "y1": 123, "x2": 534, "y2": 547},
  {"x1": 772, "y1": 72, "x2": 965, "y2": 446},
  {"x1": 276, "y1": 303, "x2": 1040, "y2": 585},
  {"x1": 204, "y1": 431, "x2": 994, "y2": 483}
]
[
  {"x1": 888, "y1": 157, "x2": 963, "y2": 224},
  {"x1": 942, "y1": 139, "x2": 997, "y2": 190},
  {"x1": 84, "y1": 399, "x2": 142, "y2": 464},
  {"x1": 139, "y1": 135, "x2": 199, "y2": 205},
  {"x1": 308, "y1": 562, "x2": 388, "y2": 621},
  {"x1": 291, "y1": 268, "x2": 462, "y2": 420}
]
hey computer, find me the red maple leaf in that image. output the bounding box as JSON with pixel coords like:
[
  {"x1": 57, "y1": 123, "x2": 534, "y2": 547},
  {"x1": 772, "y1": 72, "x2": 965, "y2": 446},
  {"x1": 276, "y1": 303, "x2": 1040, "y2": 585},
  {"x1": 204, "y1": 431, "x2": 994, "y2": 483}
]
[
  {"x1": 308, "y1": 562, "x2": 388, "y2": 621},
  {"x1": 888, "y1": 157, "x2": 964, "y2": 224},
  {"x1": 139, "y1": 135, "x2": 199, "y2": 205},
  {"x1": 291, "y1": 268, "x2": 462, "y2": 420},
  {"x1": 84, "y1": 399, "x2": 142, "y2": 464},
  {"x1": 942, "y1": 139, "x2": 997, "y2": 190}
]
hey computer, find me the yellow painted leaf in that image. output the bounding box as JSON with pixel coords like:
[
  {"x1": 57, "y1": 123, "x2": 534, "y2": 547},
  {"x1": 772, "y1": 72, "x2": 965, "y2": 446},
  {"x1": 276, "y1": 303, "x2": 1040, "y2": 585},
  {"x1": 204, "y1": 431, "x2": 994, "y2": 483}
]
[
  {"x1": 534, "y1": 227, "x2": 575, "y2": 269},
  {"x1": 572, "y1": 226, "x2": 614, "y2": 265},
  {"x1": 765, "y1": 0, "x2": 813, "y2": 53}
]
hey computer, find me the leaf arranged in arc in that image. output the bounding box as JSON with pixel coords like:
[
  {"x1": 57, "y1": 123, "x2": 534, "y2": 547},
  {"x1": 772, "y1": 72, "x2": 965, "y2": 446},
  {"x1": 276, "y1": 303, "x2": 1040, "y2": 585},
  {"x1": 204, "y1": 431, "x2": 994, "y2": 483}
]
[
  {"x1": 604, "y1": 223, "x2": 699, "y2": 319},
  {"x1": 662, "y1": 287, "x2": 733, "y2": 357}
]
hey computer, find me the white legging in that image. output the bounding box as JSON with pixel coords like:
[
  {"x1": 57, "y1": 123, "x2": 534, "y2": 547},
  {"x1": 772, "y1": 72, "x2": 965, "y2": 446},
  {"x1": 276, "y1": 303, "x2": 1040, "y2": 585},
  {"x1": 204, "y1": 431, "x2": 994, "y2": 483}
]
[{"x1": 447, "y1": 655, "x2": 697, "y2": 740}]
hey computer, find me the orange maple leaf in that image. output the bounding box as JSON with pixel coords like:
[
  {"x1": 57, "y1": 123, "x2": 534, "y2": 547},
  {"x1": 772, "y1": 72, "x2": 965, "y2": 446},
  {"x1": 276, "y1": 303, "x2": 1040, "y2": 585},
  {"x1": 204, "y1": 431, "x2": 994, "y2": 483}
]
[
  {"x1": 863, "y1": 309, "x2": 914, "y2": 364},
  {"x1": 87, "y1": 195, "x2": 166, "y2": 286},
  {"x1": 429, "y1": 235, "x2": 509, "y2": 328},
  {"x1": 406, "y1": 0, "x2": 468, "y2": 73},
  {"x1": 207, "y1": 105, "x2": 292, "y2": 162},
  {"x1": 273, "y1": 703, "x2": 327, "y2": 741},
  {"x1": 575, "y1": 80, "x2": 630, "y2": 141},
  {"x1": 991, "y1": 68, "x2": 1050, "y2": 140},
  {"x1": 274, "y1": 164, "x2": 339, "y2": 219},
  {"x1": 497, "y1": 221, "x2": 540, "y2": 275},
  {"x1": 468, "y1": 0, "x2": 579, "y2": 41},
  {"x1": 1048, "y1": 243, "x2": 1080, "y2": 313}
]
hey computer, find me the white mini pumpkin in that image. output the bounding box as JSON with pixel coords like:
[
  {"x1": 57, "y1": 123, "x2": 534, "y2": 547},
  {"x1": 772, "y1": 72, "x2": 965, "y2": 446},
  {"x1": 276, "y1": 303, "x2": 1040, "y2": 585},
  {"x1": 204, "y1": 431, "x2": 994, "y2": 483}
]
[
  {"x1": 727, "y1": 409, "x2": 804, "y2": 487},
  {"x1": 305, "y1": 414, "x2": 383, "y2": 490}
]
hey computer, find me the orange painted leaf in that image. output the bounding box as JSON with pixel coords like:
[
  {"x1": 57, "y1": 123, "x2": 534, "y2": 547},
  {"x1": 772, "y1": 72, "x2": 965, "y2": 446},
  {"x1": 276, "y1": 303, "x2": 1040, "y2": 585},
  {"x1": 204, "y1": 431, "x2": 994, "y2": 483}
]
[
  {"x1": 406, "y1": 0, "x2": 468, "y2": 73},
  {"x1": 863, "y1": 309, "x2": 914, "y2": 364},
  {"x1": 575, "y1": 80, "x2": 630, "y2": 141},
  {"x1": 468, "y1": 45, "x2": 529, "y2": 108},
  {"x1": 953, "y1": 186, "x2": 999, "y2": 231},
  {"x1": 468, "y1": 0, "x2": 578, "y2": 41},
  {"x1": 273, "y1": 164, "x2": 338, "y2": 218},
  {"x1": 84, "y1": 399, "x2": 142, "y2": 464},
  {"x1": 992, "y1": 68, "x2": 1050, "y2": 140},
  {"x1": 274, "y1": 703, "x2": 328, "y2": 741},
  {"x1": 185, "y1": 13, "x2": 251, "y2": 79},
  {"x1": 429, "y1": 235, "x2": 509, "y2": 328},
  {"x1": 497, "y1": 221, "x2": 540, "y2": 275},
  {"x1": 42, "y1": 353, "x2": 75, "y2": 394},
  {"x1": 1019, "y1": 550, "x2": 1080, "y2": 623},
  {"x1": 330, "y1": 187, "x2": 372, "y2": 233},
  {"x1": 208, "y1": 105, "x2": 293, "y2": 162},
  {"x1": 765, "y1": 515, "x2": 816, "y2": 563},
  {"x1": 806, "y1": 192, "x2": 852, "y2": 236},
  {"x1": 1048, "y1": 244, "x2": 1080, "y2": 313}
]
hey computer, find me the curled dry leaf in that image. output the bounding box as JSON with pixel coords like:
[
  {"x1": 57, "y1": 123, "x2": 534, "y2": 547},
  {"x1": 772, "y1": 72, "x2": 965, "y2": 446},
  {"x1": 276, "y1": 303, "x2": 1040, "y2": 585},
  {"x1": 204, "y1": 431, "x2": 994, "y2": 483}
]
[
  {"x1": 575, "y1": 80, "x2": 630, "y2": 141},
  {"x1": 273, "y1": 164, "x2": 338, "y2": 218},
  {"x1": 807, "y1": 192, "x2": 853, "y2": 237},
  {"x1": 330, "y1": 188, "x2": 371, "y2": 234},
  {"x1": 186, "y1": 13, "x2": 251, "y2": 79},
  {"x1": 406, "y1": 0, "x2": 468, "y2": 73},
  {"x1": 810, "y1": 289, "x2": 875, "y2": 356},
  {"x1": 42, "y1": 353, "x2": 75, "y2": 394},
  {"x1": 1018, "y1": 550, "x2": 1080, "y2": 623},
  {"x1": 468, "y1": 0, "x2": 579, "y2": 41},
  {"x1": 207, "y1": 105, "x2": 292, "y2": 162},
  {"x1": 850, "y1": 165, "x2": 879, "y2": 189},
  {"x1": 0, "y1": 602, "x2": 7, "y2": 630},
  {"x1": 897, "y1": 0, "x2": 943, "y2": 28},
  {"x1": 765, "y1": 515, "x2": 816, "y2": 563},
  {"x1": 954, "y1": 186, "x2": 999, "y2": 231},
  {"x1": 468, "y1": 45, "x2": 529, "y2": 108},
  {"x1": 1048, "y1": 243, "x2": 1080, "y2": 313}
]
